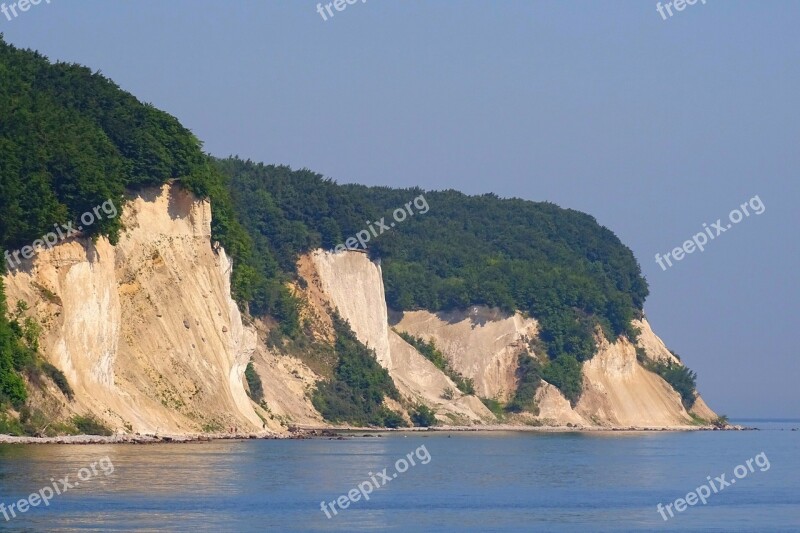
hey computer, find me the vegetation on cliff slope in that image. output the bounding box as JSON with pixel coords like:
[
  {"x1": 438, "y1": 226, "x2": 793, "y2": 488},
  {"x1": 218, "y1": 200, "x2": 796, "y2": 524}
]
[
  {"x1": 311, "y1": 313, "x2": 405, "y2": 427},
  {"x1": 0, "y1": 286, "x2": 30, "y2": 408},
  {"x1": 507, "y1": 353, "x2": 544, "y2": 412},
  {"x1": 216, "y1": 158, "x2": 649, "y2": 403},
  {"x1": 635, "y1": 348, "x2": 698, "y2": 409}
]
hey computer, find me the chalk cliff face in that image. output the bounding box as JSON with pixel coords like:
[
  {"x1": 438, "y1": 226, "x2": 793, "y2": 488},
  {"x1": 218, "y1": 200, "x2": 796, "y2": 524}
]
[
  {"x1": 304, "y1": 250, "x2": 716, "y2": 428},
  {"x1": 575, "y1": 333, "x2": 693, "y2": 427},
  {"x1": 392, "y1": 309, "x2": 717, "y2": 427},
  {"x1": 307, "y1": 250, "x2": 492, "y2": 424},
  {"x1": 311, "y1": 251, "x2": 392, "y2": 368},
  {"x1": 4, "y1": 183, "x2": 262, "y2": 434},
  {"x1": 390, "y1": 307, "x2": 538, "y2": 402},
  {"x1": 4, "y1": 187, "x2": 716, "y2": 432}
]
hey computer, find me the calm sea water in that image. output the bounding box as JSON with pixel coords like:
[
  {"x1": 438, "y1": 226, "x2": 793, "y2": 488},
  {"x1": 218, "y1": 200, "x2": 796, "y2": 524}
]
[{"x1": 0, "y1": 420, "x2": 798, "y2": 532}]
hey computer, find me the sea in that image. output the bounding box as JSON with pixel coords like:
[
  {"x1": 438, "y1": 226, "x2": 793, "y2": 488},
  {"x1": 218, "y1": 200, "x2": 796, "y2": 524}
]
[{"x1": 0, "y1": 419, "x2": 798, "y2": 532}]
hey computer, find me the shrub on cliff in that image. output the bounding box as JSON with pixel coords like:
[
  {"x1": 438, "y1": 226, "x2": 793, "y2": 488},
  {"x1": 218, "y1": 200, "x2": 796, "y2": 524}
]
[
  {"x1": 411, "y1": 404, "x2": 437, "y2": 427},
  {"x1": 41, "y1": 362, "x2": 74, "y2": 400},
  {"x1": 245, "y1": 362, "x2": 264, "y2": 402},
  {"x1": 508, "y1": 353, "x2": 543, "y2": 413},
  {"x1": 73, "y1": 415, "x2": 113, "y2": 436},
  {"x1": 541, "y1": 355, "x2": 583, "y2": 406},
  {"x1": 0, "y1": 285, "x2": 30, "y2": 408}
]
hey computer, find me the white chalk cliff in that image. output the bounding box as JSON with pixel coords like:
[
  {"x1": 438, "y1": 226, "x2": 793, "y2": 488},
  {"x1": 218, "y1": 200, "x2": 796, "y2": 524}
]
[
  {"x1": 4, "y1": 183, "x2": 262, "y2": 434},
  {"x1": 305, "y1": 250, "x2": 717, "y2": 429},
  {"x1": 4, "y1": 186, "x2": 716, "y2": 433}
]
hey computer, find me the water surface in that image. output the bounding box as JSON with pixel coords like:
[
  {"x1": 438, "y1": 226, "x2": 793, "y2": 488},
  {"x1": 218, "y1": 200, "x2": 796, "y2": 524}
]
[{"x1": 0, "y1": 421, "x2": 798, "y2": 531}]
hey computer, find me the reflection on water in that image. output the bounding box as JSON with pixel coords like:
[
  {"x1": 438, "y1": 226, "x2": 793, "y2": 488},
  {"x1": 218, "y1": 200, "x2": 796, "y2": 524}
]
[{"x1": 0, "y1": 426, "x2": 798, "y2": 531}]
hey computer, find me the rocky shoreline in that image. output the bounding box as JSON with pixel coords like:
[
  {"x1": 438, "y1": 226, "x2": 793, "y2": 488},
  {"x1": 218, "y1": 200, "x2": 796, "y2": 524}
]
[
  {"x1": 0, "y1": 424, "x2": 758, "y2": 445},
  {"x1": 0, "y1": 429, "x2": 346, "y2": 445},
  {"x1": 310, "y1": 424, "x2": 753, "y2": 433}
]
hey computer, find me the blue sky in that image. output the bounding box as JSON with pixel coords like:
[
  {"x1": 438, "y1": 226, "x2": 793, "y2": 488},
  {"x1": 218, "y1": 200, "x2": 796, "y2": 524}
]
[{"x1": 3, "y1": 0, "x2": 798, "y2": 417}]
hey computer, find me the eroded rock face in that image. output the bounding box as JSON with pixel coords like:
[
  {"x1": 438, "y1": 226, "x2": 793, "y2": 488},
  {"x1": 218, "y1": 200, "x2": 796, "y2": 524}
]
[
  {"x1": 310, "y1": 250, "x2": 391, "y2": 367},
  {"x1": 634, "y1": 318, "x2": 717, "y2": 422},
  {"x1": 634, "y1": 318, "x2": 681, "y2": 364},
  {"x1": 249, "y1": 351, "x2": 324, "y2": 430},
  {"x1": 387, "y1": 331, "x2": 494, "y2": 424},
  {"x1": 391, "y1": 307, "x2": 539, "y2": 402},
  {"x1": 307, "y1": 250, "x2": 713, "y2": 428},
  {"x1": 4, "y1": 183, "x2": 262, "y2": 434},
  {"x1": 576, "y1": 334, "x2": 695, "y2": 428},
  {"x1": 306, "y1": 250, "x2": 492, "y2": 423},
  {"x1": 534, "y1": 383, "x2": 587, "y2": 426},
  {"x1": 391, "y1": 307, "x2": 716, "y2": 427}
]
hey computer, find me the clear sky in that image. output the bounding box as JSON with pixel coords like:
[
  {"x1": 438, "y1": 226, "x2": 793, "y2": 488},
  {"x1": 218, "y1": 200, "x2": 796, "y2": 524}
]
[{"x1": 3, "y1": 1, "x2": 798, "y2": 418}]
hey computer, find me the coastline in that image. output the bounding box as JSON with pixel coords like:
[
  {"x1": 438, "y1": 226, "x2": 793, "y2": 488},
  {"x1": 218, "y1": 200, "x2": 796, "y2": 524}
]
[
  {"x1": 0, "y1": 424, "x2": 751, "y2": 445},
  {"x1": 303, "y1": 423, "x2": 749, "y2": 434}
]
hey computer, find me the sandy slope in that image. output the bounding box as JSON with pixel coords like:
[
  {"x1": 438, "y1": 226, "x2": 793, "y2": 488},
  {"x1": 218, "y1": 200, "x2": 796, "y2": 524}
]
[{"x1": 576, "y1": 333, "x2": 695, "y2": 427}]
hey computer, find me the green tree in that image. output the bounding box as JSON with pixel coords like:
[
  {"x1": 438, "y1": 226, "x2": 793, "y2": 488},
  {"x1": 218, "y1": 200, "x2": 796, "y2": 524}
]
[
  {"x1": 411, "y1": 404, "x2": 437, "y2": 427},
  {"x1": 541, "y1": 355, "x2": 583, "y2": 406}
]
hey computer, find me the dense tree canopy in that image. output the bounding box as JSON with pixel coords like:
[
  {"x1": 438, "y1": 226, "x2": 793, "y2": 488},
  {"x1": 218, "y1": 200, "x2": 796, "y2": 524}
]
[{"x1": 217, "y1": 158, "x2": 649, "y2": 365}]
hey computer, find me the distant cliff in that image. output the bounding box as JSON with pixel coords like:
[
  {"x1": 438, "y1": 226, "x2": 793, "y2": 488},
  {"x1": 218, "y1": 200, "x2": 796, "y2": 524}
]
[
  {"x1": 291, "y1": 249, "x2": 717, "y2": 429},
  {"x1": 1, "y1": 183, "x2": 717, "y2": 434},
  {"x1": 0, "y1": 37, "x2": 719, "y2": 435}
]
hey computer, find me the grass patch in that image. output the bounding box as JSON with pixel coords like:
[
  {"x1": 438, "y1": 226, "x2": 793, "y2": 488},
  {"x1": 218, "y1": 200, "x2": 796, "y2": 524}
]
[
  {"x1": 0, "y1": 413, "x2": 24, "y2": 435},
  {"x1": 73, "y1": 415, "x2": 113, "y2": 436},
  {"x1": 481, "y1": 397, "x2": 506, "y2": 419},
  {"x1": 202, "y1": 421, "x2": 224, "y2": 433}
]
